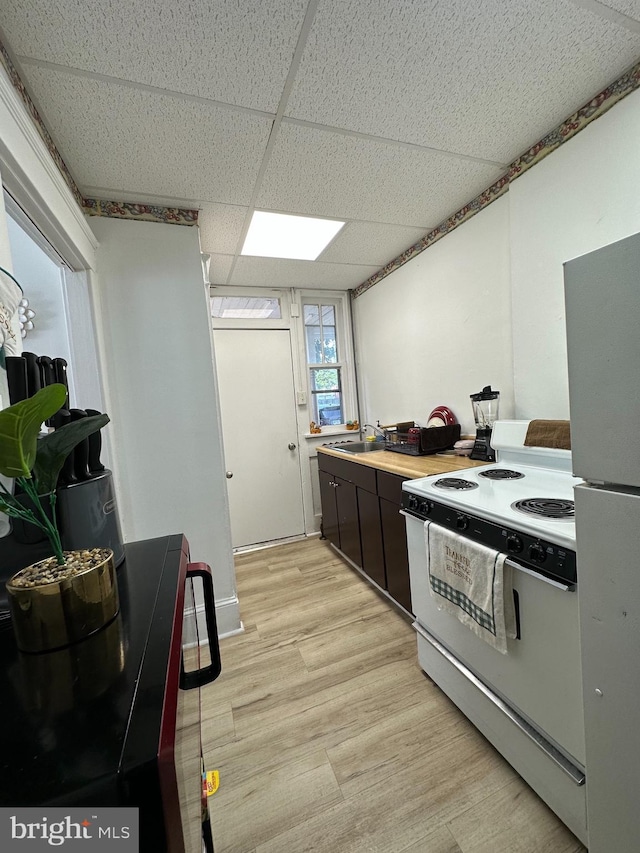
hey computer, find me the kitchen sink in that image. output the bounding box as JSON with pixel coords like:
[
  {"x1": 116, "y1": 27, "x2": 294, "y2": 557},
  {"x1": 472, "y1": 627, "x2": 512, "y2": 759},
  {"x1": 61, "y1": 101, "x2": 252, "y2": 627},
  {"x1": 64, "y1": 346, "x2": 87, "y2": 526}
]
[{"x1": 330, "y1": 441, "x2": 386, "y2": 453}]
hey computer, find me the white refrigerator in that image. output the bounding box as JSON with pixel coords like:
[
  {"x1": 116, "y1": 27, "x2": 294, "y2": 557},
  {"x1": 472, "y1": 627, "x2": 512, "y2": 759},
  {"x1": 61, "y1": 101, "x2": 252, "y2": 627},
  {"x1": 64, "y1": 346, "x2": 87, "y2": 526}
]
[{"x1": 564, "y1": 232, "x2": 640, "y2": 853}]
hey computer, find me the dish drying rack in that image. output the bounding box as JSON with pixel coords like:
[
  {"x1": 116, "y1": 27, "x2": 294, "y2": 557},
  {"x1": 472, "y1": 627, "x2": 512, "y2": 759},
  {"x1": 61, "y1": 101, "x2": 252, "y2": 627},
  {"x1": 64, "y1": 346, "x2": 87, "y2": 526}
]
[{"x1": 382, "y1": 422, "x2": 461, "y2": 456}]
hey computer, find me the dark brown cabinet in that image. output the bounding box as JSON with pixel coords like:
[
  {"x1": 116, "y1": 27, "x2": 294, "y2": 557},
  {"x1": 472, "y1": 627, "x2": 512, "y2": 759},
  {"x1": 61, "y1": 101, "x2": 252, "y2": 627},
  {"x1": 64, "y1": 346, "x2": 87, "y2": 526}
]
[
  {"x1": 357, "y1": 487, "x2": 386, "y2": 588},
  {"x1": 318, "y1": 452, "x2": 411, "y2": 613},
  {"x1": 378, "y1": 471, "x2": 411, "y2": 613}
]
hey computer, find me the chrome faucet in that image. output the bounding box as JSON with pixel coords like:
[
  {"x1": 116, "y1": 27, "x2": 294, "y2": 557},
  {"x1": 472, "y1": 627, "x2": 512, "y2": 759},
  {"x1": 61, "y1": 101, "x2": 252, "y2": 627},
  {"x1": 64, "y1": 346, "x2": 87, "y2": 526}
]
[{"x1": 362, "y1": 423, "x2": 386, "y2": 440}]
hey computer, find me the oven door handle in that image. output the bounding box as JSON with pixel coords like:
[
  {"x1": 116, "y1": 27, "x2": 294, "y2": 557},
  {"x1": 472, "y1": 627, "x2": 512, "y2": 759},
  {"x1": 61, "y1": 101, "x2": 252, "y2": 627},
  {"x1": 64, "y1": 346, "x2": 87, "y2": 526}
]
[
  {"x1": 180, "y1": 562, "x2": 222, "y2": 689},
  {"x1": 505, "y1": 558, "x2": 574, "y2": 592}
]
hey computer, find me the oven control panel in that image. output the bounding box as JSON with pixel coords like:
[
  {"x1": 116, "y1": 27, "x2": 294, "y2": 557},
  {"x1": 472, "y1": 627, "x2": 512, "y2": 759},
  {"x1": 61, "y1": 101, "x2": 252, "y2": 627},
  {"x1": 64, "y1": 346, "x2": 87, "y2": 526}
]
[{"x1": 402, "y1": 492, "x2": 576, "y2": 586}]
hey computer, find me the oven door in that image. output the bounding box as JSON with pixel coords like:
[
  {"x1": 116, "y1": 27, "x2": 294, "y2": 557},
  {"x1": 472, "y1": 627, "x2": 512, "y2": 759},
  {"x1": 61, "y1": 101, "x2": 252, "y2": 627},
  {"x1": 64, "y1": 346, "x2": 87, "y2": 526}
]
[{"x1": 403, "y1": 511, "x2": 584, "y2": 766}]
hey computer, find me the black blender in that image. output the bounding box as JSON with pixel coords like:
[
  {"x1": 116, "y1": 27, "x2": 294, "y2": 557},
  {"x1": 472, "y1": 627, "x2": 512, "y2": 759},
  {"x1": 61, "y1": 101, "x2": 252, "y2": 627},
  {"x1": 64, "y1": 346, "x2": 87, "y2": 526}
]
[{"x1": 469, "y1": 385, "x2": 500, "y2": 461}]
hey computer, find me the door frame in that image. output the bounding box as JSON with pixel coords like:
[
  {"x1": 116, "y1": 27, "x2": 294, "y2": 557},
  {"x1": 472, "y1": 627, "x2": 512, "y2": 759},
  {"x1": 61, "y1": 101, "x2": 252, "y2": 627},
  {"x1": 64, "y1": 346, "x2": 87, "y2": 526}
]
[
  {"x1": 210, "y1": 287, "x2": 311, "y2": 542},
  {"x1": 210, "y1": 285, "x2": 359, "y2": 543}
]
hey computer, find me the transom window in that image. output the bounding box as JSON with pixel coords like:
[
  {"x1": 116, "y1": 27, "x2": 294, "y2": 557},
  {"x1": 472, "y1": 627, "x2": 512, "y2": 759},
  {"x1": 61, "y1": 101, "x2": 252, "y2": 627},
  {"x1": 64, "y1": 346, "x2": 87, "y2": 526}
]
[
  {"x1": 304, "y1": 302, "x2": 344, "y2": 426},
  {"x1": 211, "y1": 295, "x2": 281, "y2": 319}
]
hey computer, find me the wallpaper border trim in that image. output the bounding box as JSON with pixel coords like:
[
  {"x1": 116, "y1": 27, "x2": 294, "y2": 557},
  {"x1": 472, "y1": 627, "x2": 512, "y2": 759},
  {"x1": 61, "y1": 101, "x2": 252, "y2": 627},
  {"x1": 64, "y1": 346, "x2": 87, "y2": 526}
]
[
  {"x1": 83, "y1": 198, "x2": 199, "y2": 226},
  {"x1": 0, "y1": 38, "x2": 198, "y2": 227}
]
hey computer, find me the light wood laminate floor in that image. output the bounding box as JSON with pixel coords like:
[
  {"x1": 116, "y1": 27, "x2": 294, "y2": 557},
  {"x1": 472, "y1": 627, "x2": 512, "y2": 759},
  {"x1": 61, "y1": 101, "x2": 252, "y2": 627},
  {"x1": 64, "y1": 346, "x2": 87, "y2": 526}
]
[{"x1": 202, "y1": 538, "x2": 586, "y2": 853}]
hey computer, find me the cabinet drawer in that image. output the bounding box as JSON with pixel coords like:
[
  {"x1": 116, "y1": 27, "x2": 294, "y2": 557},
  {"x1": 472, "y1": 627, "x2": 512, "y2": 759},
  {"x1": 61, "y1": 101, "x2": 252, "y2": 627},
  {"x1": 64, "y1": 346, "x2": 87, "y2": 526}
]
[
  {"x1": 377, "y1": 470, "x2": 408, "y2": 504},
  {"x1": 317, "y1": 453, "x2": 377, "y2": 493}
]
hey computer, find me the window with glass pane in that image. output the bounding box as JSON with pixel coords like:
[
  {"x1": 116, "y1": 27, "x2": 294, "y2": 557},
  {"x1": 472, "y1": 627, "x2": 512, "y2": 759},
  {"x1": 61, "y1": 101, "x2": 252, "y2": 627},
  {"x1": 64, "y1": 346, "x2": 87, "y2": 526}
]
[
  {"x1": 305, "y1": 302, "x2": 343, "y2": 425},
  {"x1": 211, "y1": 296, "x2": 281, "y2": 319}
]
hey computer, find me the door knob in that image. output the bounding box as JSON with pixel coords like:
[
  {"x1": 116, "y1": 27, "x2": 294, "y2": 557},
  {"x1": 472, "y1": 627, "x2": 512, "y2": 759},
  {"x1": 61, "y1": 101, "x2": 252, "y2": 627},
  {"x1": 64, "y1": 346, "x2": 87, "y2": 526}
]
[
  {"x1": 225, "y1": 471, "x2": 233, "y2": 479},
  {"x1": 288, "y1": 442, "x2": 296, "y2": 450}
]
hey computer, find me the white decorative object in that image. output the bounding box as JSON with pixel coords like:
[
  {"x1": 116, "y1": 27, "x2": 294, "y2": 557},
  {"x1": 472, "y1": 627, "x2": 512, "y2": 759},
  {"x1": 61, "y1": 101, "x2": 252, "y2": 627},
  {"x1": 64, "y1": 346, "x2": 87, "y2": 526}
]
[
  {"x1": 17, "y1": 297, "x2": 36, "y2": 338},
  {"x1": 0, "y1": 266, "x2": 23, "y2": 349}
]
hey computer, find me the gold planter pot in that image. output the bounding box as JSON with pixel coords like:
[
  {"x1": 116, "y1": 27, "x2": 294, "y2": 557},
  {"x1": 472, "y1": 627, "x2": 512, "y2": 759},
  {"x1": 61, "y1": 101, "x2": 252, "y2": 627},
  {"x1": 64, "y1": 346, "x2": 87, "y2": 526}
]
[{"x1": 6, "y1": 548, "x2": 119, "y2": 654}]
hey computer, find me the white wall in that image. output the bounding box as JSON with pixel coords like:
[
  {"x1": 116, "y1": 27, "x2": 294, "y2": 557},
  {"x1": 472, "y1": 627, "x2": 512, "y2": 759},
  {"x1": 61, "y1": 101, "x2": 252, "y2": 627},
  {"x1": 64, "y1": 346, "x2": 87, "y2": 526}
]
[
  {"x1": 354, "y1": 196, "x2": 513, "y2": 435},
  {"x1": 355, "y1": 88, "x2": 640, "y2": 428},
  {"x1": 510, "y1": 87, "x2": 640, "y2": 419},
  {"x1": 90, "y1": 217, "x2": 239, "y2": 633}
]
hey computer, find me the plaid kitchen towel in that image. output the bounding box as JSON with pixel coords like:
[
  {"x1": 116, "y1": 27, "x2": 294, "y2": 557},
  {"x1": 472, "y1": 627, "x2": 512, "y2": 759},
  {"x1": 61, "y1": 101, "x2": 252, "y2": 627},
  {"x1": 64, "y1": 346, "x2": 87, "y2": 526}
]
[{"x1": 424, "y1": 521, "x2": 517, "y2": 654}]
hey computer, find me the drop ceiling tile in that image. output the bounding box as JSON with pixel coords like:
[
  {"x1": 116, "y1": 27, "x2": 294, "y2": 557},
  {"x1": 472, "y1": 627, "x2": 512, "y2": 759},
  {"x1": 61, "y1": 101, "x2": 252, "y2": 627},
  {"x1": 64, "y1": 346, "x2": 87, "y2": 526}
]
[
  {"x1": 599, "y1": 1, "x2": 640, "y2": 19},
  {"x1": 257, "y1": 122, "x2": 504, "y2": 227},
  {"x1": 3, "y1": 0, "x2": 307, "y2": 112},
  {"x1": 198, "y1": 204, "x2": 249, "y2": 255},
  {"x1": 319, "y1": 221, "x2": 432, "y2": 266},
  {"x1": 20, "y1": 65, "x2": 272, "y2": 203},
  {"x1": 229, "y1": 256, "x2": 379, "y2": 290},
  {"x1": 208, "y1": 254, "x2": 235, "y2": 285},
  {"x1": 286, "y1": 0, "x2": 640, "y2": 162}
]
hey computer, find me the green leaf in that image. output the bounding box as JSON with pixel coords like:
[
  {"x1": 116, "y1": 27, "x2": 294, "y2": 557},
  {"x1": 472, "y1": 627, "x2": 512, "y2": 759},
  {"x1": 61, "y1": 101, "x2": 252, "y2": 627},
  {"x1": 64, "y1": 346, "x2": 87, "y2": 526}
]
[
  {"x1": 33, "y1": 413, "x2": 110, "y2": 494},
  {"x1": 0, "y1": 385, "x2": 67, "y2": 479}
]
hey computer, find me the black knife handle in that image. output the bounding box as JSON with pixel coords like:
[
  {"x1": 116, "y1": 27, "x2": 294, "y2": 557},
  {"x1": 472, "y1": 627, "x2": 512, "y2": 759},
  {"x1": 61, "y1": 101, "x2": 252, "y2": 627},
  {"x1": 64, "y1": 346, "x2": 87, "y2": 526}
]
[
  {"x1": 52, "y1": 358, "x2": 70, "y2": 409},
  {"x1": 85, "y1": 408, "x2": 106, "y2": 473},
  {"x1": 22, "y1": 352, "x2": 41, "y2": 398},
  {"x1": 57, "y1": 410, "x2": 77, "y2": 486},
  {"x1": 37, "y1": 357, "x2": 58, "y2": 426},
  {"x1": 37, "y1": 356, "x2": 56, "y2": 388},
  {"x1": 5, "y1": 356, "x2": 28, "y2": 404},
  {"x1": 69, "y1": 409, "x2": 91, "y2": 481}
]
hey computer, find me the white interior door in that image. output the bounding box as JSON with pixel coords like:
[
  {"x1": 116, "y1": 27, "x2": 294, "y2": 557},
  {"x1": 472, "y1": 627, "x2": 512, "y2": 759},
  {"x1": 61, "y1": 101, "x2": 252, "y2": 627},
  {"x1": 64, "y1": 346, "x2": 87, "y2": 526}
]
[{"x1": 214, "y1": 328, "x2": 305, "y2": 548}]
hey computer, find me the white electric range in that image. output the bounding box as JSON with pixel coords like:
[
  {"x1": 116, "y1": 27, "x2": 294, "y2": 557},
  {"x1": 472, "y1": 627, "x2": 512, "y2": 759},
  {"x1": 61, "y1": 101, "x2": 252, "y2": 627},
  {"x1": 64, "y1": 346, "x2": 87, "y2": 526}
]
[{"x1": 401, "y1": 420, "x2": 587, "y2": 845}]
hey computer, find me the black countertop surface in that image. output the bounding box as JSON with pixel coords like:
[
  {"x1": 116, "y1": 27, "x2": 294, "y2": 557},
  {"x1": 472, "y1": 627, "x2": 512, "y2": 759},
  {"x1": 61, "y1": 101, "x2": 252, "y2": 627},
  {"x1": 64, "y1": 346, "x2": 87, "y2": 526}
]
[{"x1": 0, "y1": 533, "x2": 187, "y2": 807}]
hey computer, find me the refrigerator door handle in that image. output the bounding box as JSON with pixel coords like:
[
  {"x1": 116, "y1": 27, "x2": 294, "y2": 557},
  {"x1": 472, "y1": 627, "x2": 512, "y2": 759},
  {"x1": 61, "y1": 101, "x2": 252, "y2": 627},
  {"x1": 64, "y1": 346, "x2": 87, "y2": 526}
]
[{"x1": 180, "y1": 562, "x2": 222, "y2": 689}]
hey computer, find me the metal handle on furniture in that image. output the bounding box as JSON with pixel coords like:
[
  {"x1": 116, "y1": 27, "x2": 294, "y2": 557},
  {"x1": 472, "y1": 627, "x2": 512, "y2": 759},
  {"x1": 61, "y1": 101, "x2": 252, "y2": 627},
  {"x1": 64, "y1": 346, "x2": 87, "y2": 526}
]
[{"x1": 180, "y1": 562, "x2": 222, "y2": 689}]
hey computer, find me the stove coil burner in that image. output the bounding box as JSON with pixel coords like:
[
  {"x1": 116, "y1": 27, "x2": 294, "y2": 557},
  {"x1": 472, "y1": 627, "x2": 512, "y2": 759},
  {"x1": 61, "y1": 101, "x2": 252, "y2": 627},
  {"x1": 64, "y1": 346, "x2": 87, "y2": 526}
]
[
  {"x1": 433, "y1": 477, "x2": 478, "y2": 491},
  {"x1": 478, "y1": 469, "x2": 524, "y2": 480},
  {"x1": 512, "y1": 498, "x2": 575, "y2": 519}
]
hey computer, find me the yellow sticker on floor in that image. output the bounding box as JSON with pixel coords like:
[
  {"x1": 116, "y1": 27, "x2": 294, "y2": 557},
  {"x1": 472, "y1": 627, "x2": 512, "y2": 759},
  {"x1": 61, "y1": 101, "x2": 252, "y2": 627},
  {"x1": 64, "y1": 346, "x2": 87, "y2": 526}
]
[{"x1": 205, "y1": 770, "x2": 220, "y2": 796}]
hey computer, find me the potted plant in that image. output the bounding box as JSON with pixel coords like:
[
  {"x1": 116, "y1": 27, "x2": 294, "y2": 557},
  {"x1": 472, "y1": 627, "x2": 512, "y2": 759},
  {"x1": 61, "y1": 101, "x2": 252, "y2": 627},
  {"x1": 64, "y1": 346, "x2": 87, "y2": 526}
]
[{"x1": 0, "y1": 384, "x2": 119, "y2": 653}]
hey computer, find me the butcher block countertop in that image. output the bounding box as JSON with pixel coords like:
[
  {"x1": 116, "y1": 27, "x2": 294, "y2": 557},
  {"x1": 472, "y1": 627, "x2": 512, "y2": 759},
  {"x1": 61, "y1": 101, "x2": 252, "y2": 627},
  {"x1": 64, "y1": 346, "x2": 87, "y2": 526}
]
[{"x1": 317, "y1": 445, "x2": 488, "y2": 480}]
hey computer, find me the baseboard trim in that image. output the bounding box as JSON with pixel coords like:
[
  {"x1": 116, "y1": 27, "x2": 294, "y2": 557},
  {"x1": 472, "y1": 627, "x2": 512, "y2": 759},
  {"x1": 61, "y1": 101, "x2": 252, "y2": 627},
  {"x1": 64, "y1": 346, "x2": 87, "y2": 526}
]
[{"x1": 183, "y1": 593, "x2": 242, "y2": 646}]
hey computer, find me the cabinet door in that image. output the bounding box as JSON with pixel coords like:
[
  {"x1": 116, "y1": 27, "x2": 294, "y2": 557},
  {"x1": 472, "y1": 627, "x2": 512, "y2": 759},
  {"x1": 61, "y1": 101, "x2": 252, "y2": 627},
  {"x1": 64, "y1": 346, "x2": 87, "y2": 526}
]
[
  {"x1": 319, "y1": 469, "x2": 340, "y2": 549},
  {"x1": 380, "y1": 497, "x2": 411, "y2": 613},
  {"x1": 357, "y1": 487, "x2": 386, "y2": 587},
  {"x1": 335, "y1": 477, "x2": 362, "y2": 567}
]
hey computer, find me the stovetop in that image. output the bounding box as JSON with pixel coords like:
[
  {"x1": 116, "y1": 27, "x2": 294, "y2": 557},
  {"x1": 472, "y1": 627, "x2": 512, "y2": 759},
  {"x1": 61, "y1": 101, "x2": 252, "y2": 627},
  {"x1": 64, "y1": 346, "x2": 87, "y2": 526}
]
[
  {"x1": 403, "y1": 460, "x2": 581, "y2": 550},
  {"x1": 402, "y1": 420, "x2": 581, "y2": 546}
]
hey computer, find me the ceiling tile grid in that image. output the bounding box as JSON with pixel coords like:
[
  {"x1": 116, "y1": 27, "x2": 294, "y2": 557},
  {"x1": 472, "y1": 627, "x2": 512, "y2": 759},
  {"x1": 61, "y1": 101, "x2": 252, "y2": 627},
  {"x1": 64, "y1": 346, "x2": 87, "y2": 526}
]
[
  {"x1": 1, "y1": 0, "x2": 307, "y2": 111},
  {"x1": 229, "y1": 255, "x2": 380, "y2": 289},
  {"x1": 285, "y1": 0, "x2": 640, "y2": 162},
  {"x1": 318, "y1": 221, "x2": 435, "y2": 266},
  {"x1": 198, "y1": 203, "x2": 249, "y2": 255},
  {"x1": 599, "y1": 0, "x2": 640, "y2": 17},
  {"x1": 20, "y1": 64, "x2": 274, "y2": 203},
  {"x1": 209, "y1": 253, "x2": 235, "y2": 284},
  {"x1": 256, "y1": 121, "x2": 505, "y2": 226},
  {"x1": 2, "y1": 0, "x2": 639, "y2": 291}
]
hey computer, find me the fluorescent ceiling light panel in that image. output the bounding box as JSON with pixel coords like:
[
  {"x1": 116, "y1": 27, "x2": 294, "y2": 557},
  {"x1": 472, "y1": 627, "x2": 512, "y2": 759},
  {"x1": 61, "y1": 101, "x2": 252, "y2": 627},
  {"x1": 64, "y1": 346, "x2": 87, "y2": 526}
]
[{"x1": 241, "y1": 211, "x2": 345, "y2": 260}]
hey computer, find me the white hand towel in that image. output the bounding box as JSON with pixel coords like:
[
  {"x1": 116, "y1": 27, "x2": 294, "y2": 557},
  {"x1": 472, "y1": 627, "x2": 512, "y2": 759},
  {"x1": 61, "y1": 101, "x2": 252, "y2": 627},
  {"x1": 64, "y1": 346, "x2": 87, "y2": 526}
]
[{"x1": 424, "y1": 520, "x2": 517, "y2": 654}]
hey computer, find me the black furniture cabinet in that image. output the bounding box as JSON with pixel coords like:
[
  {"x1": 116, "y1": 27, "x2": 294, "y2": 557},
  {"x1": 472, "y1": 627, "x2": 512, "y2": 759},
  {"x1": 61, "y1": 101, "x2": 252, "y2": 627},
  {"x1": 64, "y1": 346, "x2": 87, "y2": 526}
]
[
  {"x1": 0, "y1": 534, "x2": 221, "y2": 853},
  {"x1": 318, "y1": 452, "x2": 410, "y2": 612}
]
